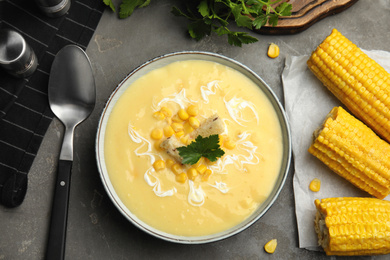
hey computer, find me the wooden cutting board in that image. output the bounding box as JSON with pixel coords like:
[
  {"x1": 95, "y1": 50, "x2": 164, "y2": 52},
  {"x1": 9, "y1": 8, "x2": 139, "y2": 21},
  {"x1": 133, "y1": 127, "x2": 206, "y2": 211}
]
[{"x1": 254, "y1": 0, "x2": 359, "y2": 34}]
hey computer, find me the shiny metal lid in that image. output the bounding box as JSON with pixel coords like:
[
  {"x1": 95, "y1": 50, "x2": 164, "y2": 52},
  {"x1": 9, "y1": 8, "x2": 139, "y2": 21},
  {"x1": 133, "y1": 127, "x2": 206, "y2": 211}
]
[{"x1": 0, "y1": 29, "x2": 37, "y2": 78}]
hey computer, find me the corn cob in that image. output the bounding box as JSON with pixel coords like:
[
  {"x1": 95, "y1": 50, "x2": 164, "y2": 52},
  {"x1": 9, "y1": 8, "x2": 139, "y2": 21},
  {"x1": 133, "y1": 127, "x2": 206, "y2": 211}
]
[
  {"x1": 308, "y1": 106, "x2": 390, "y2": 199},
  {"x1": 307, "y1": 28, "x2": 390, "y2": 143},
  {"x1": 315, "y1": 197, "x2": 390, "y2": 256}
]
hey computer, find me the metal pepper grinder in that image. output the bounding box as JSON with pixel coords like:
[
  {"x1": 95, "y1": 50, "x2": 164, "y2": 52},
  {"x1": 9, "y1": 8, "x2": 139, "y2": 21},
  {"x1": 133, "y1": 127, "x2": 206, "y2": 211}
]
[
  {"x1": 34, "y1": 0, "x2": 71, "y2": 18},
  {"x1": 0, "y1": 29, "x2": 38, "y2": 78}
]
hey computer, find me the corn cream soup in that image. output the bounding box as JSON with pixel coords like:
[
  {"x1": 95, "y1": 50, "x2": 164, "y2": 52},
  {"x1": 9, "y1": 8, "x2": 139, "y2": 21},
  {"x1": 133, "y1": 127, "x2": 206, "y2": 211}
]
[{"x1": 104, "y1": 60, "x2": 283, "y2": 236}]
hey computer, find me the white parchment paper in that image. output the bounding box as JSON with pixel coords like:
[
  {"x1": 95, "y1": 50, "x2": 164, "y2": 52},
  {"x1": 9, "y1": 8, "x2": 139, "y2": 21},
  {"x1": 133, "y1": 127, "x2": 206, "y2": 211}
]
[{"x1": 282, "y1": 50, "x2": 390, "y2": 250}]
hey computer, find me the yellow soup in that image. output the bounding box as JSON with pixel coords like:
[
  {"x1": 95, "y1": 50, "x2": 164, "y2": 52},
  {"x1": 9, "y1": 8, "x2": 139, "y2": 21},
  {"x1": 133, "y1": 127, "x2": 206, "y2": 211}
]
[{"x1": 104, "y1": 60, "x2": 283, "y2": 236}]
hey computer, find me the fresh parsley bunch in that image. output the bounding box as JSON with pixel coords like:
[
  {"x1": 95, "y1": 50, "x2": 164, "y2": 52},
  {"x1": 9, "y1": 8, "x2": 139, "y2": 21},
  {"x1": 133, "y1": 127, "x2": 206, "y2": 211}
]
[{"x1": 103, "y1": 0, "x2": 292, "y2": 46}]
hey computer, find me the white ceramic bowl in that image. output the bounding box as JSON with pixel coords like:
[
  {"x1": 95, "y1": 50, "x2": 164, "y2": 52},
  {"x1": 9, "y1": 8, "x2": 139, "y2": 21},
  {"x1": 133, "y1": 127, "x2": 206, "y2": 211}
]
[{"x1": 96, "y1": 51, "x2": 292, "y2": 244}]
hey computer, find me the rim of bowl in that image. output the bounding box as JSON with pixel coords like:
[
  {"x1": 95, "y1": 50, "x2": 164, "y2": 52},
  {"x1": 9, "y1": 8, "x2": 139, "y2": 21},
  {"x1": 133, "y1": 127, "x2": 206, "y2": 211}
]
[{"x1": 95, "y1": 51, "x2": 292, "y2": 244}]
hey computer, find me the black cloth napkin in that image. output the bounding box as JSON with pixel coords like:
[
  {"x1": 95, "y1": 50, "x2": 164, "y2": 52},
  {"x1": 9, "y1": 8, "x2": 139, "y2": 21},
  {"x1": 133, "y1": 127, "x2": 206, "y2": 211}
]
[{"x1": 0, "y1": 0, "x2": 105, "y2": 207}]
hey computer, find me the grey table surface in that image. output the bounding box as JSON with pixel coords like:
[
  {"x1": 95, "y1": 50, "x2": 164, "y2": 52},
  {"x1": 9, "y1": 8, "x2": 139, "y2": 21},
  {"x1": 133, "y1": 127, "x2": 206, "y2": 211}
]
[{"x1": 2, "y1": 0, "x2": 390, "y2": 259}]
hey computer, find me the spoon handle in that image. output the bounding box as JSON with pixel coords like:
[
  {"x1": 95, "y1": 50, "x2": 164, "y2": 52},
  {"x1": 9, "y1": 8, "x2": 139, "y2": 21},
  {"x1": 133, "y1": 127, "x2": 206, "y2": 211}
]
[{"x1": 45, "y1": 159, "x2": 72, "y2": 260}]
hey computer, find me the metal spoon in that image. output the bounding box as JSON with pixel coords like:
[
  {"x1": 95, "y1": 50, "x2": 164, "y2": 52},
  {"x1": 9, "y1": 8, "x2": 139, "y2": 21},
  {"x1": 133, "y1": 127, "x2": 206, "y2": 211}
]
[{"x1": 46, "y1": 45, "x2": 95, "y2": 260}]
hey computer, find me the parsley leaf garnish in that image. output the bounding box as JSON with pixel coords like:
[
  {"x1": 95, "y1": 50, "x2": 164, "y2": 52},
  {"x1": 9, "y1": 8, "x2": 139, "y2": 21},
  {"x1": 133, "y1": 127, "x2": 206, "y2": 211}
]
[{"x1": 177, "y1": 135, "x2": 225, "y2": 165}]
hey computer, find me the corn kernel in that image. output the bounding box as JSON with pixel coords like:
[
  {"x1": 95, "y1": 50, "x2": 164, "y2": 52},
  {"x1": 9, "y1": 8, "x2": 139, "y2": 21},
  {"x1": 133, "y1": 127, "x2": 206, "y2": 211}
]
[
  {"x1": 165, "y1": 117, "x2": 172, "y2": 125},
  {"x1": 188, "y1": 117, "x2": 200, "y2": 129},
  {"x1": 178, "y1": 109, "x2": 189, "y2": 120},
  {"x1": 165, "y1": 159, "x2": 175, "y2": 168},
  {"x1": 224, "y1": 139, "x2": 236, "y2": 150},
  {"x1": 171, "y1": 163, "x2": 183, "y2": 175},
  {"x1": 160, "y1": 107, "x2": 172, "y2": 117},
  {"x1": 154, "y1": 139, "x2": 163, "y2": 150},
  {"x1": 264, "y1": 239, "x2": 277, "y2": 254},
  {"x1": 187, "y1": 168, "x2": 198, "y2": 181},
  {"x1": 196, "y1": 164, "x2": 207, "y2": 175},
  {"x1": 202, "y1": 169, "x2": 212, "y2": 182},
  {"x1": 151, "y1": 128, "x2": 163, "y2": 140},
  {"x1": 180, "y1": 135, "x2": 189, "y2": 144},
  {"x1": 309, "y1": 178, "x2": 321, "y2": 192},
  {"x1": 205, "y1": 158, "x2": 217, "y2": 165},
  {"x1": 176, "y1": 173, "x2": 187, "y2": 183},
  {"x1": 153, "y1": 111, "x2": 165, "y2": 121},
  {"x1": 163, "y1": 125, "x2": 174, "y2": 137},
  {"x1": 183, "y1": 122, "x2": 194, "y2": 134},
  {"x1": 193, "y1": 157, "x2": 204, "y2": 168},
  {"x1": 267, "y1": 43, "x2": 280, "y2": 59},
  {"x1": 218, "y1": 135, "x2": 224, "y2": 146},
  {"x1": 171, "y1": 122, "x2": 184, "y2": 133},
  {"x1": 153, "y1": 160, "x2": 166, "y2": 171},
  {"x1": 187, "y1": 105, "x2": 198, "y2": 116},
  {"x1": 175, "y1": 131, "x2": 185, "y2": 138},
  {"x1": 171, "y1": 114, "x2": 183, "y2": 123}
]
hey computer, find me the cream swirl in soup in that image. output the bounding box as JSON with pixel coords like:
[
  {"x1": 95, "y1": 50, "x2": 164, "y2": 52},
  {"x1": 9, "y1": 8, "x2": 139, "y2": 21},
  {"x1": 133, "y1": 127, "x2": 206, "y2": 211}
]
[{"x1": 104, "y1": 60, "x2": 283, "y2": 236}]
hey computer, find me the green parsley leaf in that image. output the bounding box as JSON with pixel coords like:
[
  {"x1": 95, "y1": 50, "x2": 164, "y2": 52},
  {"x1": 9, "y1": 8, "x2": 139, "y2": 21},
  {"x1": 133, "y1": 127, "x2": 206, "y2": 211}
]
[
  {"x1": 103, "y1": 0, "x2": 116, "y2": 12},
  {"x1": 214, "y1": 26, "x2": 230, "y2": 36},
  {"x1": 177, "y1": 135, "x2": 225, "y2": 165},
  {"x1": 138, "y1": 0, "x2": 151, "y2": 8},
  {"x1": 198, "y1": 0, "x2": 210, "y2": 17},
  {"x1": 268, "y1": 13, "x2": 279, "y2": 27},
  {"x1": 228, "y1": 31, "x2": 258, "y2": 47},
  {"x1": 232, "y1": 6, "x2": 254, "y2": 30},
  {"x1": 188, "y1": 20, "x2": 212, "y2": 41},
  {"x1": 246, "y1": 0, "x2": 264, "y2": 14},
  {"x1": 276, "y1": 2, "x2": 293, "y2": 17},
  {"x1": 171, "y1": 6, "x2": 192, "y2": 19},
  {"x1": 119, "y1": 0, "x2": 150, "y2": 19},
  {"x1": 252, "y1": 13, "x2": 268, "y2": 30}
]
